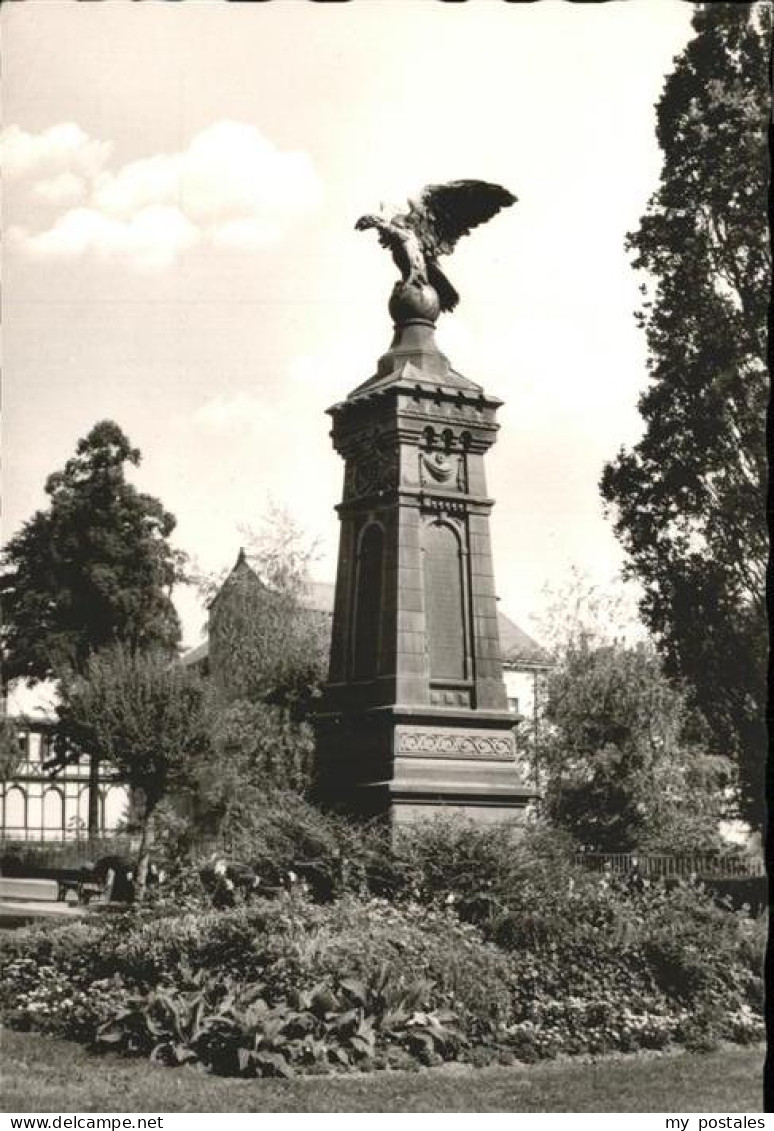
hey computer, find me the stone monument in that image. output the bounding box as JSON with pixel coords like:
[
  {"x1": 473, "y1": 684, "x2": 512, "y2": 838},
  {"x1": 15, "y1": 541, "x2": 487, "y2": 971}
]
[{"x1": 315, "y1": 180, "x2": 536, "y2": 824}]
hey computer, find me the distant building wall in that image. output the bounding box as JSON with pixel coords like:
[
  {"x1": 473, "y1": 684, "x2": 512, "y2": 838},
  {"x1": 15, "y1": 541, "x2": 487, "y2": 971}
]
[
  {"x1": 0, "y1": 719, "x2": 130, "y2": 842},
  {"x1": 503, "y1": 667, "x2": 541, "y2": 723},
  {"x1": 186, "y1": 557, "x2": 554, "y2": 727}
]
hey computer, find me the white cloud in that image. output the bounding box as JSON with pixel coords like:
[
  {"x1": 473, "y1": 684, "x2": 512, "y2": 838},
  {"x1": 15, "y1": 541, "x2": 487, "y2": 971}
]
[
  {"x1": 5, "y1": 120, "x2": 322, "y2": 271},
  {"x1": 91, "y1": 152, "x2": 181, "y2": 218},
  {"x1": 33, "y1": 172, "x2": 88, "y2": 207},
  {"x1": 193, "y1": 393, "x2": 273, "y2": 434},
  {"x1": 13, "y1": 205, "x2": 201, "y2": 272},
  {"x1": 1, "y1": 123, "x2": 111, "y2": 179},
  {"x1": 210, "y1": 217, "x2": 282, "y2": 251}
]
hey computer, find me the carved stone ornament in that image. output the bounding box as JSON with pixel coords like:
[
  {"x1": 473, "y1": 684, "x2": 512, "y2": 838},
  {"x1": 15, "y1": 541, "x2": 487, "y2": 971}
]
[
  {"x1": 419, "y1": 450, "x2": 467, "y2": 492},
  {"x1": 422, "y1": 496, "x2": 467, "y2": 520},
  {"x1": 344, "y1": 448, "x2": 398, "y2": 501},
  {"x1": 420, "y1": 450, "x2": 453, "y2": 482},
  {"x1": 395, "y1": 728, "x2": 515, "y2": 761}
]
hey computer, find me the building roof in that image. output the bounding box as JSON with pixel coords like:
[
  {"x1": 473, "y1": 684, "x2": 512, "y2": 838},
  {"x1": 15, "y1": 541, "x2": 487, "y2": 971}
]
[
  {"x1": 497, "y1": 612, "x2": 552, "y2": 669},
  {"x1": 206, "y1": 548, "x2": 267, "y2": 610},
  {"x1": 180, "y1": 639, "x2": 209, "y2": 668},
  {"x1": 183, "y1": 554, "x2": 551, "y2": 672}
]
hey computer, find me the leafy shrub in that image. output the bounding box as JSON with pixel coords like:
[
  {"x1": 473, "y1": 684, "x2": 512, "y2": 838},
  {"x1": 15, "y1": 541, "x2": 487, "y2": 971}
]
[
  {"x1": 0, "y1": 896, "x2": 508, "y2": 1015},
  {"x1": 153, "y1": 799, "x2": 578, "y2": 918},
  {"x1": 148, "y1": 792, "x2": 372, "y2": 909},
  {"x1": 635, "y1": 881, "x2": 765, "y2": 1006},
  {"x1": 0, "y1": 839, "x2": 138, "y2": 875},
  {"x1": 388, "y1": 815, "x2": 574, "y2": 914},
  {"x1": 1, "y1": 806, "x2": 764, "y2": 1072},
  {"x1": 207, "y1": 701, "x2": 317, "y2": 802},
  {"x1": 94, "y1": 966, "x2": 466, "y2": 1076},
  {"x1": 2, "y1": 957, "x2": 128, "y2": 1043},
  {"x1": 223, "y1": 793, "x2": 371, "y2": 900},
  {"x1": 0, "y1": 895, "x2": 505, "y2": 1074}
]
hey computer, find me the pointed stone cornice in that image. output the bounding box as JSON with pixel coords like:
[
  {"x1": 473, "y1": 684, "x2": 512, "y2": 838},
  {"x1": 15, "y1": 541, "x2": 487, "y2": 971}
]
[{"x1": 346, "y1": 319, "x2": 483, "y2": 402}]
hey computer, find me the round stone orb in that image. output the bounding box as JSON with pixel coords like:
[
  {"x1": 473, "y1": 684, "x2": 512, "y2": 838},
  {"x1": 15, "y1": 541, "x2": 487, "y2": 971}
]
[{"x1": 389, "y1": 281, "x2": 440, "y2": 326}]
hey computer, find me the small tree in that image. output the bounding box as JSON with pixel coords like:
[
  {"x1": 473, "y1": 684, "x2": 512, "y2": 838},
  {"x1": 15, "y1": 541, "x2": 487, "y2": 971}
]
[
  {"x1": 56, "y1": 647, "x2": 211, "y2": 900},
  {"x1": 541, "y1": 640, "x2": 732, "y2": 853},
  {"x1": 185, "y1": 508, "x2": 328, "y2": 838}
]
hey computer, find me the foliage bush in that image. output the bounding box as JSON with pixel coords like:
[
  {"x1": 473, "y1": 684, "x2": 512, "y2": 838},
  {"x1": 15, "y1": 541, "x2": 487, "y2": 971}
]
[
  {"x1": 490, "y1": 875, "x2": 765, "y2": 1058},
  {"x1": 0, "y1": 896, "x2": 510, "y2": 1073},
  {"x1": 204, "y1": 702, "x2": 317, "y2": 810},
  {"x1": 219, "y1": 791, "x2": 368, "y2": 899},
  {"x1": 148, "y1": 793, "x2": 410, "y2": 914},
  {"x1": 92, "y1": 970, "x2": 467, "y2": 1076},
  {"x1": 143, "y1": 800, "x2": 766, "y2": 1062},
  {"x1": 540, "y1": 640, "x2": 733, "y2": 853},
  {"x1": 1, "y1": 809, "x2": 764, "y2": 1075},
  {"x1": 0, "y1": 839, "x2": 137, "y2": 876},
  {"x1": 152, "y1": 797, "x2": 578, "y2": 915}
]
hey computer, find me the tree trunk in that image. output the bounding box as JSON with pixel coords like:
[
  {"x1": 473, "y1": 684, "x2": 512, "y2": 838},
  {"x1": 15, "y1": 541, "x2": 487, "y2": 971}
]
[
  {"x1": 87, "y1": 754, "x2": 101, "y2": 837},
  {"x1": 133, "y1": 807, "x2": 154, "y2": 903}
]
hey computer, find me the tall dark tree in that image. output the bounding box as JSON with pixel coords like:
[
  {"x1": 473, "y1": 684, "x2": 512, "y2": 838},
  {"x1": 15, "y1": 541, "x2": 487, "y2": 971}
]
[
  {"x1": 600, "y1": 4, "x2": 769, "y2": 832},
  {"x1": 2, "y1": 421, "x2": 182, "y2": 678},
  {"x1": 1, "y1": 421, "x2": 185, "y2": 831}
]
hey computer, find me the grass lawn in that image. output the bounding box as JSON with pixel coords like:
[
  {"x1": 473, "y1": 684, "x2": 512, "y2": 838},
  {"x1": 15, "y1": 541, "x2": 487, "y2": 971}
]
[{"x1": 0, "y1": 1030, "x2": 764, "y2": 1113}]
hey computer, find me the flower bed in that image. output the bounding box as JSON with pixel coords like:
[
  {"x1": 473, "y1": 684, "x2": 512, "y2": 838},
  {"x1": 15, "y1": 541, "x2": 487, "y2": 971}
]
[
  {"x1": 1, "y1": 885, "x2": 764, "y2": 1075},
  {"x1": 0, "y1": 812, "x2": 765, "y2": 1076}
]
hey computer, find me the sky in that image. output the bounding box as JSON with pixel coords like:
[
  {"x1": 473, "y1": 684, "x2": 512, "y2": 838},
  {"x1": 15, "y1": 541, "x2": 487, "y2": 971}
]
[{"x1": 2, "y1": 0, "x2": 697, "y2": 668}]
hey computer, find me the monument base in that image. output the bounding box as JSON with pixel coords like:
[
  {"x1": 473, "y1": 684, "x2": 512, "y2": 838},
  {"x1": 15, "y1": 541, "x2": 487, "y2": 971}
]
[
  {"x1": 314, "y1": 705, "x2": 537, "y2": 826},
  {"x1": 386, "y1": 799, "x2": 529, "y2": 830}
]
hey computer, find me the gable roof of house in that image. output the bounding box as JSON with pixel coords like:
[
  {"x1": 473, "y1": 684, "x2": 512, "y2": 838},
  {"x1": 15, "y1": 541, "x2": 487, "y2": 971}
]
[
  {"x1": 497, "y1": 612, "x2": 552, "y2": 668},
  {"x1": 181, "y1": 639, "x2": 209, "y2": 668},
  {"x1": 184, "y1": 553, "x2": 551, "y2": 672},
  {"x1": 206, "y1": 548, "x2": 267, "y2": 610}
]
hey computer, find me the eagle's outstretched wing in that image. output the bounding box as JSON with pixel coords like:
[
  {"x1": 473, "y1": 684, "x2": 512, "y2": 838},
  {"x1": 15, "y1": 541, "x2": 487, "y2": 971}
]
[{"x1": 413, "y1": 180, "x2": 516, "y2": 258}]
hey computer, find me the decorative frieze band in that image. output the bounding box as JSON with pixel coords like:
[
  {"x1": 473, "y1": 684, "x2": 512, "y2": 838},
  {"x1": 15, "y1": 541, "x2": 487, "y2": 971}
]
[
  {"x1": 420, "y1": 496, "x2": 468, "y2": 519},
  {"x1": 395, "y1": 726, "x2": 516, "y2": 761}
]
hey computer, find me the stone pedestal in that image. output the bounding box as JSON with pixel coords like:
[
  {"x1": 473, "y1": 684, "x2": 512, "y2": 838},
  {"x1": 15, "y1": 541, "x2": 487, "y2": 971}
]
[{"x1": 315, "y1": 296, "x2": 536, "y2": 825}]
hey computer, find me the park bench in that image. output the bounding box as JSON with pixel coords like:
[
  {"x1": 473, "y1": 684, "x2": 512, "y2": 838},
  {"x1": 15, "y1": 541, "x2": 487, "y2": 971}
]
[
  {"x1": 0, "y1": 875, "x2": 90, "y2": 925},
  {"x1": 79, "y1": 871, "x2": 115, "y2": 905},
  {"x1": 0, "y1": 876, "x2": 62, "y2": 903},
  {"x1": 0, "y1": 873, "x2": 115, "y2": 906}
]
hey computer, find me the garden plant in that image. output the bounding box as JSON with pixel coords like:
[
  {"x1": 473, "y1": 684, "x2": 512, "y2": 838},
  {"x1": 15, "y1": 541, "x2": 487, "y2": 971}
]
[{"x1": 0, "y1": 801, "x2": 764, "y2": 1080}]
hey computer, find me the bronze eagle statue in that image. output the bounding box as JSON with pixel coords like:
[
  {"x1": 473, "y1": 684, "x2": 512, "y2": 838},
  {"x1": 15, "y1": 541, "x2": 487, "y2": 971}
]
[{"x1": 355, "y1": 180, "x2": 516, "y2": 313}]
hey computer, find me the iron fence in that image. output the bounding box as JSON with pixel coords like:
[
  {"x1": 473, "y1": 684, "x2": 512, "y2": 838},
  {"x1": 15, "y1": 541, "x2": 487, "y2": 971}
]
[
  {"x1": 574, "y1": 851, "x2": 764, "y2": 879},
  {"x1": 0, "y1": 826, "x2": 129, "y2": 842}
]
